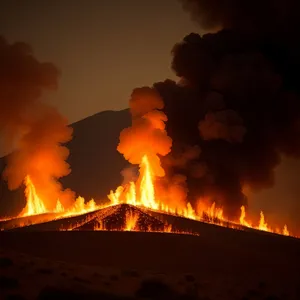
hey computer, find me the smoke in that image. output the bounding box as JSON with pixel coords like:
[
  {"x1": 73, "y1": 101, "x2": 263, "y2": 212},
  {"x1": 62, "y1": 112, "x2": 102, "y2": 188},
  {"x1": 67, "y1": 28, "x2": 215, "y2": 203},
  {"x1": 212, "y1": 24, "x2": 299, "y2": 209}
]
[
  {"x1": 148, "y1": 0, "x2": 300, "y2": 217},
  {"x1": 117, "y1": 87, "x2": 172, "y2": 177},
  {"x1": 179, "y1": 0, "x2": 300, "y2": 35},
  {"x1": 0, "y1": 36, "x2": 74, "y2": 210},
  {"x1": 199, "y1": 109, "x2": 246, "y2": 143},
  {"x1": 120, "y1": 166, "x2": 138, "y2": 185}
]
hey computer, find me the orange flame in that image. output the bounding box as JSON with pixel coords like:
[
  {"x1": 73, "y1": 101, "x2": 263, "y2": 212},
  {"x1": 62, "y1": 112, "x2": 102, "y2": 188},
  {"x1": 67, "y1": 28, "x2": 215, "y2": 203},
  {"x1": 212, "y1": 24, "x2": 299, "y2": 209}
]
[
  {"x1": 20, "y1": 176, "x2": 47, "y2": 217},
  {"x1": 124, "y1": 211, "x2": 139, "y2": 231},
  {"x1": 283, "y1": 224, "x2": 289, "y2": 236},
  {"x1": 139, "y1": 155, "x2": 158, "y2": 209},
  {"x1": 239, "y1": 205, "x2": 252, "y2": 227},
  {"x1": 258, "y1": 211, "x2": 270, "y2": 232},
  {"x1": 108, "y1": 154, "x2": 159, "y2": 210},
  {"x1": 19, "y1": 175, "x2": 100, "y2": 220},
  {"x1": 19, "y1": 169, "x2": 294, "y2": 238}
]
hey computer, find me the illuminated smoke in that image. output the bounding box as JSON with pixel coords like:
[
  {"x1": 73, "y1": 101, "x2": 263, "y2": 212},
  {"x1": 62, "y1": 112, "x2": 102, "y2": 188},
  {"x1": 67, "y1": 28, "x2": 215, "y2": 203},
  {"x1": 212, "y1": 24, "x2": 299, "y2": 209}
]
[
  {"x1": 0, "y1": 36, "x2": 74, "y2": 211},
  {"x1": 117, "y1": 87, "x2": 172, "y2": 178}
]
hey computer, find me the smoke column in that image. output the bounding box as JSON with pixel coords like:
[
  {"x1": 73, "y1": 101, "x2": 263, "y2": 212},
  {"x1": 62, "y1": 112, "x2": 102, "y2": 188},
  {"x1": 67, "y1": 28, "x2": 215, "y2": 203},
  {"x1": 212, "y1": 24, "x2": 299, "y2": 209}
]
[
  {"x1": 149, "y1": 0, "x2": 300, "y2": 218},
  {"x1": 117, "y1": 87, "x2": 172, "y2": 177},
  {"x1": 0, "y1": 36, "x2": 74, "y2": 211}
]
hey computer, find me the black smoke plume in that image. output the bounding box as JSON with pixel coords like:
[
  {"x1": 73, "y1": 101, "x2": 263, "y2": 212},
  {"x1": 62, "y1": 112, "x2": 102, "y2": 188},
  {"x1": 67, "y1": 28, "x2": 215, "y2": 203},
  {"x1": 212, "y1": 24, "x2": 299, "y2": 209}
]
[{"x1": 152, "y1": 0, "x2": 300, "y2": 217}]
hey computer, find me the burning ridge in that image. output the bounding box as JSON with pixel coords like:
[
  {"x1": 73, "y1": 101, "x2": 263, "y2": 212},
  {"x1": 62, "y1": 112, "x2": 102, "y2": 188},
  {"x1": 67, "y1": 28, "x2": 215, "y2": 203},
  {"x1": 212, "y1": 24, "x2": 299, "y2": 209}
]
[
  {"x1": 1, "y1": 0, "x2": 300, "y2": 238},
  {"x1": 3, "y1": 204, "x2": 295, "y2": 244}
]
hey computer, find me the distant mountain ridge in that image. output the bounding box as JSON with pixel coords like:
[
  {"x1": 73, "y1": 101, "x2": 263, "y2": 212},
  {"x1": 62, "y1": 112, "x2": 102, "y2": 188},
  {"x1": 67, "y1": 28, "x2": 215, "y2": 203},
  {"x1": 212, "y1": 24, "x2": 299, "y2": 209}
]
[{"x1": 0, "y1": 109, "x2": 131, "y2": 217}]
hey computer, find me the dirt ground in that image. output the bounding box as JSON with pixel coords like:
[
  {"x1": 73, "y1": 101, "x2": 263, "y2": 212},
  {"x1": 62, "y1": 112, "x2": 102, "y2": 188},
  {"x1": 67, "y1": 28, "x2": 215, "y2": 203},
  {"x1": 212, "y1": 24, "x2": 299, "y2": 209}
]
[{"x1": 0, "y1": 230, "x2": 300, "y2": 299}]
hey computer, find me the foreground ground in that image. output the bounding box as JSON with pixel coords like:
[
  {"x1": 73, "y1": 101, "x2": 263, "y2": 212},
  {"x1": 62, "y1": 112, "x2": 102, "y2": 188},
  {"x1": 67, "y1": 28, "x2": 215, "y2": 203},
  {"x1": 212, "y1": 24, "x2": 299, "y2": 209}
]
[{"x1": 0, "y1": 229, "x2": 300, "y2": 300}]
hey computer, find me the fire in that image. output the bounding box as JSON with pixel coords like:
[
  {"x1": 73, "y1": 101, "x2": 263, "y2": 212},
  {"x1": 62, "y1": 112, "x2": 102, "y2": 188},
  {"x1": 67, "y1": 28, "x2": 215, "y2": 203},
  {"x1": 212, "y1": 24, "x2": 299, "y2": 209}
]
[
  {"x1": 61, "y1": 197, "x2": 97, "y2": 217},
  {"x1": 258, "y1": 211, "x2": 270, "y2": 232},
  {"x1": 17, "y1": 162, "x2": 294, "y2": 238},
  {"x1": 283, "y1": 224, "x2": 289, "y2": 236},
  {"x1": 237, "y1": 207, "x2": 290, "y2": 236},
  {"x1": 10, "y1": 89, "x2": 295, "y2": 238},
  {"x1": 164, "y1": 223, "x2": 172, "y2": 233},
  {"x1": 196, "y1": 201, "x2": 224, "y2": 222},
  {"x1": 107, "y1": 155, "x2": 293, "y2": 237},
  {"x1": 139, "y1": 155, "x2": 158, "y2": 209},
  {"x1": 124, "y1": 211, "x2": 139, "y2": 231},
  {"x1": 91, "y1": 212, "x2": 196, "y2": 235},
  {"x1": 19, "y1": 175, "x2": 100, "y2": 220},
  {"x1": 126, "y1": 182, "x2": 136, "y2": 205},
  {"x1": 55, "y1": 200, "x2": 64, "y2": 213},
  {"x1": 207, "y1": 202, "x2": 223, "y2": 220},
  {"x1": 20, "y1": 176, "x2": 47, "y2": 217},
  {"x1": 109, "y1": 155, "x2": 159, "y2": 210},
  {"x1": 94, "y1": 220, "x2": 105, "y2": 231},
  {"x1": 239, "y1": 205, "x2": 252, "y2": 227}
]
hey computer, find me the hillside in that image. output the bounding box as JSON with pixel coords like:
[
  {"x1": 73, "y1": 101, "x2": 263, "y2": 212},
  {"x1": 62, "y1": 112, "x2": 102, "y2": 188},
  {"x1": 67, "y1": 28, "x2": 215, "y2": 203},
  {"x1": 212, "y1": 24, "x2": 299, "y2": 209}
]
[{"x1": 0, "y1": 109, "x2": 131, "y2": 218}]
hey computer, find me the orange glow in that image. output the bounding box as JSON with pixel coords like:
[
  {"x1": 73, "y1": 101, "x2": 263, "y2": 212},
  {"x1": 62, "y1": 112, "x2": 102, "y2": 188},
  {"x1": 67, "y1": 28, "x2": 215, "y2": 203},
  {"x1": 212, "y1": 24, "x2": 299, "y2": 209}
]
[
  {"x1": 19, "y1": 176, "x2": 47, "y2": 217},
  {"x1": 11, "y1": 89, "x2": 295, "y2": 239},
  {"x1": 16, "y1": 167, "x2": 295, "y2": 238},
  {"x1": 258, "y1": 211, "x2": 270, "y2": 232},
  {"x1": 91, "y1": 214, "x2": 196, "y2": 235},
  {"x1": 55, "y1": 200, "x2": 64, "y2": 213},
  {"x1": 207, "y1": 202, "x2": 223, "y2": 220},
  {"x1": 94, "y1": 220, "x2": 105, "y2": 231},
  {"x1": 283, "y1": 224, "x2": 289, "y2": 236},
  {"x1": 124, "y1": 211, "x2": 139, "y2": 231},
  {"x1": 61, "y1": 196, "x2": 97, "y2": 217},
  {"x1": 239, "y1": 205, "x2": 252, "y2": 227},
  {"x1": 19, "y1": 175, "x2": 100, "y2": 220},
  {"x1": 196, "y1": 201, "x2": 224, "y2": 221},
  {"x1": 126, "y1": 182, "x2": 136, "y2": 205},
  {"x1": 106, "y1": 153, "x2": 294, "y2": 237},
  {"x1": 139, "y1": 155, "x2": 158, "y2": 209},
  {"x1": 108, "y1": 155, "x2": 159, "y2": 210}
]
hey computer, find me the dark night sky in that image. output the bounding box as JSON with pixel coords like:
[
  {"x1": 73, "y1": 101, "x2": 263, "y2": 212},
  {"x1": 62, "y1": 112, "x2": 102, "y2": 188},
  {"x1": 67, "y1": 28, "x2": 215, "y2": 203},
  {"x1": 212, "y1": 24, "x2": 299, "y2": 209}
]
[
  {"x1": 0, "y1": 0, "x2": 199, "y2": 122},
  {"x1": 0, "y1": 0, "x2": 299, "y2": 231}
]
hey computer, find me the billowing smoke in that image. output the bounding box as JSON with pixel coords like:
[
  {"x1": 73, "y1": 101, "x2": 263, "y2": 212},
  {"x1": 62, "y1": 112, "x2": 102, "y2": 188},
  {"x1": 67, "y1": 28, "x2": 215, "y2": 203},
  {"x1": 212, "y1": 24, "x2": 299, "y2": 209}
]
[
  {"x1": 0, "y1": 36, "x2": 74, "y2": 211},
  {"x1": 118, "y1": 87, "x2": 172, "y2": 178},
  {"x1": 116, "y1": 87, "x2": 195, "y2": 208},
  {"x1": 150, "y1": 0, "x2": 300, "y2": 217}
]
